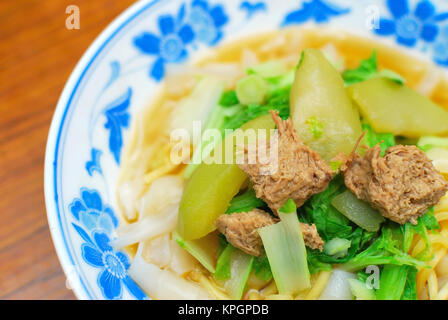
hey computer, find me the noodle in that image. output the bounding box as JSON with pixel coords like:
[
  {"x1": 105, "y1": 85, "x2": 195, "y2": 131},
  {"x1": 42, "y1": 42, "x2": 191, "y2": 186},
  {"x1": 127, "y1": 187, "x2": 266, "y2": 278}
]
[
  {"x1": 188, "y1": 270, "x2": 230, "y2": 300},
  {"x1": 304, "y1": 271, "x2": 332, "y2": 300},
  {"x1": 415, "y1": 190, "x2": 448, "y2": 299},
  {"x1": 436, "y1": 211, "x2": 448, "y2": 222},
  {"x1": 259, "y1": 280, "x2": 278, "y2": 298},
  {"x1": 428, "y1": 270, "x2": 439, "y2": 300},
  {"x1": 438, "y1": 281, "x2": 448, "y2": 300}
]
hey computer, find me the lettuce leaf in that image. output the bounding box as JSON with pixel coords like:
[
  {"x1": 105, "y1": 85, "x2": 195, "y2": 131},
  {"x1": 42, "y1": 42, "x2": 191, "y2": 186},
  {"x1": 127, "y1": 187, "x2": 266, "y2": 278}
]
[
  {"x1": 401, "y1": 266, "x2": 418, "y2": 300},
  {"x1": 214, "y1": 244, "x2": 233, "y2": 280},
  {"x1": 225, "y1": 189, "x2": 266, "y2": 214},
  {"x1": 376, "y1": 264, "x2": 411, "y2": 300},
  {"x1": 342, "y1": 224, "x2": 428, "y2": 272},
  {"x1": 259, "y1": 202, "x2": 311, "y2": 294},
  {"x1": 362, "y1": 123, "x2": 396, "y2": 156},
  {"x1": 342, "y1": 51, "x2": 405, "y2": 86},
  {"x1": 401, "y1": 207, "x2": 439, "y2": 260},
  {"x1": 300, "y1": 175, "x2": 352, "y2": 241},
  {"x1": 221, "y1": 87, "x2": 290, "y2": 130},
  {"x1": 252, "y1": 255, "x2": 273, "y2": 281},
  {"x1": 219, "y1": 90, "x2": 239, "y2": 107}
]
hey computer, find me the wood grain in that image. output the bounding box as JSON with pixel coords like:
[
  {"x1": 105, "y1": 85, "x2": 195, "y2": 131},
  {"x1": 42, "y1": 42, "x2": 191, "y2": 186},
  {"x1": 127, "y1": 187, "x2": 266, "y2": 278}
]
[{"x1": 0, "y1": 0, "x2": 137, "y2": 300}]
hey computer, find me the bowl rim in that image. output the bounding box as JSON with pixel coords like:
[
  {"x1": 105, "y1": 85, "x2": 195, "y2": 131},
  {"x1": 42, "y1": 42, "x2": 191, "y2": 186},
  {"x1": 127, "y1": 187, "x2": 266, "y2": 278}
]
[{"x1": 44, "y1": 0, "x2": 160, "y2": 300}]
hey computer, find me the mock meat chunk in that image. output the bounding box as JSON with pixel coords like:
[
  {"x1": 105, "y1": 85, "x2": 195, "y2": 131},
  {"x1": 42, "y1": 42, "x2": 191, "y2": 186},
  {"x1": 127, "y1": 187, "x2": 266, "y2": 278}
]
[
  {"x1": 343, "y1": 144, "x2": 448, "y2": 225},
  {"x1": 216, "y1": 209, "x2": 324, "y2": 256},
  {"x1": 238, "y1": 111, "x2": 332, "y2": 213},
  {"x1": 299, "y1": 222, "x2": 325, "y2": 252},
  {"x1": 216, "y1": 209, "x2": 277, "y2": 256}
]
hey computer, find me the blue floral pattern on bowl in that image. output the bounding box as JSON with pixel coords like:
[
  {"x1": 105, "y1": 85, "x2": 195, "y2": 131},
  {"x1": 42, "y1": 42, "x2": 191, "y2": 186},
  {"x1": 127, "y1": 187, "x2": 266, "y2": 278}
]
[
  {"x1": 282, "y1": 0, "x2": 349, "y2": 25},
  {"x1": 133, "y1": 5, "x2": 195, "y2": 80},
  {"x1": 81, "y1": 231, "x2": 146, "y2": 300},
  {"x1": 188, "y1": 0, "x2": 228, "y2": 45},
  {"x1": 434, "y1": 25, "x2": 448, "y2": 65},
  {"x1": 375, "y1": 0, "x2": 448, "y2": 46},
  {"x1": 70, "y1": 189, "x2": 146, "y2": 299},
  {"x1": 45, "y1": 0, "x2": 448, "y2": 300}
]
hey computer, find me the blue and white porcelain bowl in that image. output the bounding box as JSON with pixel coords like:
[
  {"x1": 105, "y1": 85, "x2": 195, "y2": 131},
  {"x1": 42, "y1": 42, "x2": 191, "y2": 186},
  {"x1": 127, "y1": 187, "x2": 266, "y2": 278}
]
[{"x1": 44, "y1": 0, "x2": 448, "y2": 299}]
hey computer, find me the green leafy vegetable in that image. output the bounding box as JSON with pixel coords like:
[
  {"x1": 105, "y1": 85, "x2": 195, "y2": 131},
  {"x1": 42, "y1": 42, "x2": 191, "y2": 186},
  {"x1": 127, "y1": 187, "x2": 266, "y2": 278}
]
[
  {"x1": 220, "y1": 70, "x2": 293, "y2": 131},
  {"x1": 217, "y1": 233, "x2": 228, "y2": 256},
  {"x1": 173, "y1": 231, "x2": 217, "y2": 273},
  {"x1": 377, "y1": 69, "x2": 406, "y2": 85},
  {"x1": 301, "y1": 175, "x2": 352, "y2": 241},
  {"x1": 348, "y1": 278, "x2": 376, "y2": 300},
  {"x1": 225, "y1": 189, "x2": 266, "y2": 214},
  {"x1": 308, "y1": 228, "x2": 375, "y2": 269},
  {"x1": 300, "y1": 175, "x2": 379, "y2": 273},
  {"x1": 215, "y1": 243, "x2": 255, "y2": 299},
  {"x1": 376, "y1": 265, "x2": 411, "y2": 300},
  {"x1": 169, "y1": 76, "x2": 225, "y2": 136},
  {"x1": 306, "y1": 252, "x2": 332, "y2": 274},
  {"x1": 183, "y1": 103, "x2": 242, "y2": 178},
  {"x1": 223, "y1": 247, "x2": 254, "y2": 299},
  {"x1": 264, "y1": 70, "x2": 295, "y2": 92},
  {"x1": 221, "y1": 88, "x2": 290, "y2": 130},
  {"x1": 401, "y1": 266, "x2": 418, "y2": 300},
  {"x1": 214, "y1": 244, "x2": 233, "y2": 280},
  {"x1": 236, "y1": 74, "x2": 269, "y2": 105},
  {"x1": 252, "y1": 255, "x2": 273, "y2": 281},
  {"x1": 324, "y1": 238, "x2": 352, "y2": 259},
  {"x1": 362, "y1": 123, "x2": 396, "y2": 156},
  {"x1": 247, "y1": 60, "x2": 289, "y2": 79},
  {"x1": 342, "y1": 224, "x2": 428, "y2": 272},
  {"x1": 401, "y1": 208, "x2": 439, "y2": 260},
  {"x1": 420, "y1": 207, "x2": 439, "y2": 231},
  {"x1": 330, "y1": 160, "x2": 343, "y2": 171},
  {"x1": 342, "y1": 51, "x2": 405, "y2": 86},
  {"x1": 259, "y1": 200, "x2": 311, "y2": 294},
  {"x1": 278, "y1": 198, "x2": 296, "y2": 214},
  {"x1": 417, "y1": 136, "x2": 448, "y2": 152},
  {"x1": 219, "y1": 90, "x2": 239, "y2": 107}
]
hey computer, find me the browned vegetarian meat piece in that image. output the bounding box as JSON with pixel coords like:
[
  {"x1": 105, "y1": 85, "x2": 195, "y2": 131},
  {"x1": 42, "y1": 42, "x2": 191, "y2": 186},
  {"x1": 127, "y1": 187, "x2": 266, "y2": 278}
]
[
  {"x1": 299, "y1": 222, "x2": 325, "y2": 252},
  {"x1": 343, "y1": 144, "x2": 448, "y2": 225},
  {"x1": 215, "y1": 209, "x2": 324, "y2": 256},
  {"x1": 215, "y1": 209, "x2": 276, "y2": 256},
  {"x1": 238, "y1": 111, "x2": 332, "y2": 213}
]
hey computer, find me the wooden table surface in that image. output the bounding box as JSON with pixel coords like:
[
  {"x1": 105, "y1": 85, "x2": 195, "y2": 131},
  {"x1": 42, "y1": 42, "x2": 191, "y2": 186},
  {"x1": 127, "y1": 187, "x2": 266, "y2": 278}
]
[{"x1": 0, "y1": 0, "x2": 137, "y2": 300}]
